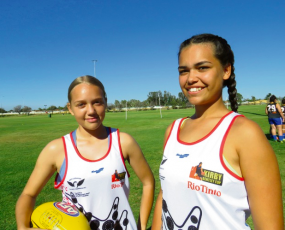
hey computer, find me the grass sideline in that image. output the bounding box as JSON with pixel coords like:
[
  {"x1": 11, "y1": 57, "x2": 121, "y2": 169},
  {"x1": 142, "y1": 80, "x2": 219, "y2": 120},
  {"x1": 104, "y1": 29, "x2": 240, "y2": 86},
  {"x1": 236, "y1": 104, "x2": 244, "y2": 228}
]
[{"x1": 0, "y1": 105, "x2": 284, "y2": 229}]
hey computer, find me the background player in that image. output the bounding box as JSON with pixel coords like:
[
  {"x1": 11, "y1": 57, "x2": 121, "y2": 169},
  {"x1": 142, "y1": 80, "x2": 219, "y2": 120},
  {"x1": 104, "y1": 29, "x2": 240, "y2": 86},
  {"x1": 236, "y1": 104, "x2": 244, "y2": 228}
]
[
  {"x1": 266, "y1": 95, "x2": 284, "y2": 142},
  {"x1": 281, "y1": 98, "x2": 285, "y2": 140}
]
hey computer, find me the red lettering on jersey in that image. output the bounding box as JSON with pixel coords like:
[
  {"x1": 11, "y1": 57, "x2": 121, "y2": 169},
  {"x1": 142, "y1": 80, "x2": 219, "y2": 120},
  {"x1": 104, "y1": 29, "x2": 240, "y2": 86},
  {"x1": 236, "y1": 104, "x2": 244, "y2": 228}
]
[{"x1": 188, "y1": 181, "x2": 221, "y2": 197}]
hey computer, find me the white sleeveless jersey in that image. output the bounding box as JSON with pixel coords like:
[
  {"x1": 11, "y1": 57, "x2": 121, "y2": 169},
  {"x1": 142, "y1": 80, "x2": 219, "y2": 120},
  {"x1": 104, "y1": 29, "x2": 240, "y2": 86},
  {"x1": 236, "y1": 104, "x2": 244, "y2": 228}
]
[
  {"x1": 160, "y1": 112, "x2": 251, "y2": 230},
  {"x1": 54, "y1": 127, "x2": 137, "y2": 230}
]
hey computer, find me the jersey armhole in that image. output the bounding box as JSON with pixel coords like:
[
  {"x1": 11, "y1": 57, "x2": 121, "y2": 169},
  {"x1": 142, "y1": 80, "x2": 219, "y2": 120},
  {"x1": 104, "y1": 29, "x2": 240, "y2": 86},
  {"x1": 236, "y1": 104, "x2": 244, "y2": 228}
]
[
  {"x1": 116, "y1": 129, "x2": 130, "y2": 178},
  {"x1": 163, "y1": 120, "x2": 177, "y2": 150},
  {"x1": 220, "y1": 115, "x2": 244, "y2": 181},
  {"x1": 54, "y1": 136, "x2": 68, "y2": 189}
]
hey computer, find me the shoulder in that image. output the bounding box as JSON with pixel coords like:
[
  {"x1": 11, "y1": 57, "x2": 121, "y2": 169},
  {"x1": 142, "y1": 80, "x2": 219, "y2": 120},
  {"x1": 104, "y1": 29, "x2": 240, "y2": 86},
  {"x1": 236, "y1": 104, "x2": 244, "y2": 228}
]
[
  {"x1": 118, "y1": 131, "x2": 136, "y2": 144},
  {"x1": 165, "y1": 123, "x2": 173, "y2": 136},
  {"x1": 229, "y1": 115, "x2": 271, "y2": 155},
  {"x1": 231, "y1": 115, "x2": 264, "y2": 139},
  {"x1": 164, "y1": 118, "x2": 184, "y2": 143},
  {"x1": 118, "y1": 132, "x2": 142, "y2": 159},
  {"x1": 118, "y1": 132, "x2": 139, "y2": 150},
  {"x1": 44, "y1": 137, "x2": 65, "y2": 153},
  {"x1": 37, "y1": 138, "x2": 65, "y2": 168},
  {"x1": 165, "y1": 118, "x2": 183, "y2": 134}
]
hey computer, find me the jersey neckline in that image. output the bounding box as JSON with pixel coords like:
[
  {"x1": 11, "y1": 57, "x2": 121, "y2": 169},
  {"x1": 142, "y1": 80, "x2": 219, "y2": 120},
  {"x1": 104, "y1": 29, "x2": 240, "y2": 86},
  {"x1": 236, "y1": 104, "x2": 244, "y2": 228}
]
[
  {"x1": 177, "y1": 111, "x2": 234, "y2": 145},
  {"x1": 69, "y1": 127, "x2": 112, "y2": 162}
]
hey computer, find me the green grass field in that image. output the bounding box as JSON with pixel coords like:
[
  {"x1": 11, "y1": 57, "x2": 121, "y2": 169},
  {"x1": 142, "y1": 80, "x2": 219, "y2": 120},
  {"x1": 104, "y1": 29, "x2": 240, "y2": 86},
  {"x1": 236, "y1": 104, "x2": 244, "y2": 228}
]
[{"x1": 0, "y1": 105, "x2": 284, "y2": 229}]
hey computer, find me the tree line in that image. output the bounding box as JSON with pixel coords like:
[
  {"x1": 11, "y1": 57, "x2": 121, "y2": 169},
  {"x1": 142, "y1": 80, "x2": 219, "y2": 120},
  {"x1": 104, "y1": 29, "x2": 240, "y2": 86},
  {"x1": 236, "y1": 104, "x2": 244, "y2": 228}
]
[
  {"x1": 0, "y1": 92, "x2": 283, "y2": 114},
  {"x1": 0, "y1": 105, "x2": 67, "y2": 114},
  {"x1": 108, "y1": 91, "x2": 190, "y2": 111}
]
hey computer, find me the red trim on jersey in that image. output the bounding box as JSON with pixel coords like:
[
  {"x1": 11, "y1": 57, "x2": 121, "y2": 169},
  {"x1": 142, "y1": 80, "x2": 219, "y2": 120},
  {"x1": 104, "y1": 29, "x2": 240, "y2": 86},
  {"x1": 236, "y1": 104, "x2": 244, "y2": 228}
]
[
  {"x1": 163, "y1": 120, "x2": 176, "y2": 150},
  {"x1": 117, "y1": 129, "x2": 130, "y2": 178},
  {"x1": 219, "y1": 115, "x2": 244, "y2": 181},
  {"x1": 177, "y1": 111, "x2": 234, "y2": 145},
  {"x1": 70, "y1": 129, "x2": 112, "y2": 162},
  {"x1": 54, "y1": 136, "x2": 68, "y2": 189}
]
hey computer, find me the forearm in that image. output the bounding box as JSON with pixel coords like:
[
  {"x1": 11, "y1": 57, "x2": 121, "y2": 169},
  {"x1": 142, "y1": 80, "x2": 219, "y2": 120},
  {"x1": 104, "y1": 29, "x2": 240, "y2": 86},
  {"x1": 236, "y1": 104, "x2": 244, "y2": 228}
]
[
  {"x1": 138, "y1": 183, "x2": 155, "y2": 230},
  {"x1": 152, "y1": 190, "x2": 163, "y2": 230},
  {"x1": 15, "y1": 193, "x2": 36, "y2": 230}
]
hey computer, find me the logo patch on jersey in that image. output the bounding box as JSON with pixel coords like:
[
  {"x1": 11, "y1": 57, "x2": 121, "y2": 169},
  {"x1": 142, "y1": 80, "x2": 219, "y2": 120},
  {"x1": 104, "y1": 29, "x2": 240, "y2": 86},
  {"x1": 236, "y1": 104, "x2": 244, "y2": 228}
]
[
  {"x1": 189, "y1": 162, "x2": 223, "y2": 186},
  {"x1": 92, "y1": 167, "x2": 104, "y2": 173},
  {"x1": 111, "y1": 170, "x2": 126, "y2": 189},
  {"x1": 67, "y1": 178, "x2": 85, "y2": 188},
  {"x1": 111, "y1": 170, "x2": 126, "y2": 182},
  {"x1": 176, "y1": 153, "x2": 189, "y2": 158}
]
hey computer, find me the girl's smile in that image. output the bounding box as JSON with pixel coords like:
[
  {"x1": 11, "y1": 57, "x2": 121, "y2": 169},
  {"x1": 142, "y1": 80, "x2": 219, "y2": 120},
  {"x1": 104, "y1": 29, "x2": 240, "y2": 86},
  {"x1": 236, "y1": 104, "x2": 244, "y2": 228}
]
[{"x1": 187, "y1": 87, "x2": 205, "y2": 94}]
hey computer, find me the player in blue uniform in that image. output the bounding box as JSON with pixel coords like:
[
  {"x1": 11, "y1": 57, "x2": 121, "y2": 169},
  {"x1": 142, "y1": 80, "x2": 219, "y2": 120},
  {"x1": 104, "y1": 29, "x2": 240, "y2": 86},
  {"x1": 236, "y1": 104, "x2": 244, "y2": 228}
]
[
  {"x1": 265, "y1": 95, "x2": 284, "y2": 142},
  {"x1": 281, "y1": 98, "x2": 285, "y2": 139}
]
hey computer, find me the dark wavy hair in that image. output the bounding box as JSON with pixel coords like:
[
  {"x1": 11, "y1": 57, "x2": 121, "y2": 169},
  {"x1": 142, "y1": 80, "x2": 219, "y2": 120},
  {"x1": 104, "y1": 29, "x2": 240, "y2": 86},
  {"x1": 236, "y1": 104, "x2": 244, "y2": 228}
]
[
  {"x1": 269, "y1": 95, "x2": 277, "y2": 103},
  {"x1": 178, "y1": 33, "x2": 238, "y2": 112}
]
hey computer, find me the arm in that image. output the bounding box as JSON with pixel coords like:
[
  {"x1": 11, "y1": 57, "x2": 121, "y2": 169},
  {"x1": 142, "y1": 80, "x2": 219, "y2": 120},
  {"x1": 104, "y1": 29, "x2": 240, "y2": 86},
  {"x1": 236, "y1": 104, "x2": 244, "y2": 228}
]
[
  {"x1": 265, "y1": 105, "x2": 268, "y2": 115},
  {"x1": 232, "y1": 118, "x2": 283, "y2": 229},
  {"x1": 120, "y1": 132, "x2": 155, "y2": 230},
  {"x1": 152, "y1": 189, "x2": 163, "y2": 230},
  {"x1": 15, "y1": 138, "x2": 64, "y2": 230},
  {"x1": 276, "y1": 104, "x2": 285, "y2": 122},
  {"x1": 152, "y1": 124, "x2": 172, "y2": 230}
]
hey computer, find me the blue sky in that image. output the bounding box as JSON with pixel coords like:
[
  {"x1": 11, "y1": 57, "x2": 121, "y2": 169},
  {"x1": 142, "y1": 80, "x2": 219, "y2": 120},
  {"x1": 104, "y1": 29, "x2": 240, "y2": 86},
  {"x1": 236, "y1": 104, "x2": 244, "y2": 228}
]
[{"x1": 1, "y1": 0, "x2": 284, "y2": 111}]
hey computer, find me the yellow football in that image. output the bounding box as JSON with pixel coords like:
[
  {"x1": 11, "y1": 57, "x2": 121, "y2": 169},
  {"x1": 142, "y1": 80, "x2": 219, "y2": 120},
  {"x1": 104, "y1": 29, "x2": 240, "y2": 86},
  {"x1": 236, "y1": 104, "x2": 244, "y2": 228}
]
[{"x1": 31, "y1": 201, "x2": 91, "y2": 230}]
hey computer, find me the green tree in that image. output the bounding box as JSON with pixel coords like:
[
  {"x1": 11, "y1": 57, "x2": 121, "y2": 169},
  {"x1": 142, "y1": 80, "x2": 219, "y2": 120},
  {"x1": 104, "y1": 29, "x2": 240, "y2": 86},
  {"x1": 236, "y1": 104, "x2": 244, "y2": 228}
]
[
  {"x1": 107, "y1": 103, "x2": 115, "y2": 111},
  {"x1": 22, "y1": 106, "x2": 32, "y2": 115},
  {"x1": 163, "y1": 91, "x2": 171, "y2": 106},
  {"x1": 0, "y1": 108, "x2": 6, "y2": 113},
  {"x1": 114, "y1": 100, "x2": 122, "y2": 111},
  {"x1": 121, "y1": 100, "x2": 127, "y2": 110},
  {"x1": 251, "y1": 96, "x2": 256, "y2": 105},
  {"x1": 14, "y1": 105, "x2": 22, "y2": 114},
  {"x1": 48, "y1": 105, "x2": 57, "y2": 113},
  {"x1": 147, "y1": 91, "x2": 162, "y2": 106},
  {"x1": 178, "y1": 92, "x2": 188, "y2": 107},
  {"x1": 264, "y1": 93, "x2": 272, "y2": 100},
  {"x1": 141, "y1": 100, "x2": 149, "y2": 108},
  {"x1": 237, "y1": 93, "x2": 243, "y2": 105},
  {"x1": 147, "y1": 92, "x2": 157, "y2": 106},
  {"x1": 170, "y1": 95, "x2": 177, "y2": 108}
]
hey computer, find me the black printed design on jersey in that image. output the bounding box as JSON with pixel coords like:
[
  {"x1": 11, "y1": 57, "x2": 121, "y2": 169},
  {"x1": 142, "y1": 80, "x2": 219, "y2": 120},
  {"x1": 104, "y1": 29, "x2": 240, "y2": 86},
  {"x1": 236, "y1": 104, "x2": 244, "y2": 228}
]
[
  {"x1": 65, "y1": 194, "x2": 130, "y2": 230},
  {"x1": 162, "y1": 199, "x2": 202, "y2": 230}
]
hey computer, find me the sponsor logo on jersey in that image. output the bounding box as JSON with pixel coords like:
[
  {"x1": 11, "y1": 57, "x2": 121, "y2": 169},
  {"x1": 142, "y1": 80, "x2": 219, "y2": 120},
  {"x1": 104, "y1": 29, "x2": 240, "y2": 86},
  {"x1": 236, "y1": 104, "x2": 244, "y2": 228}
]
[
  {"x1": 176, "y1": 153, "x2": 189, "y2": 158},
  {"x1": 111, "y1": 170, "x2": 126, "y2": 182},
  {"x1": 111, "y1": 182, "x2": 125, "y2": 189},
  {"x1": 54, "y1": 202, "x2": 79, "y2": 217},
  {"x1": 188, "y1": 181, "x2": 221, "y2": 197},
  {"x1": 189, "y1": 162, "x2": 223, "y2": 186},
  {"x1": 111, "y1": 170, "x2": 126, "y2": 189},
  {"x1": 92, "y1": 167, "x2": 104, "y2": 173},
  {"x1": 67, "y1": 178, "x2": 86, "y2": 190}
]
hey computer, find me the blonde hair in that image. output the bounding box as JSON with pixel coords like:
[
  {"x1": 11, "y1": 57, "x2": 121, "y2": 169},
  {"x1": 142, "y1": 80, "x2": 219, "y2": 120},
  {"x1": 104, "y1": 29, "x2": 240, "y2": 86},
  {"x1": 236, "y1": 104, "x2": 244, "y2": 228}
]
[{"x1": 68, "y1": 75, "x2": 107, "y2": 103}]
